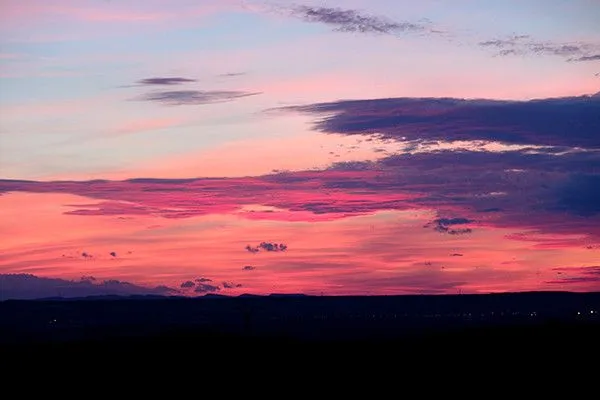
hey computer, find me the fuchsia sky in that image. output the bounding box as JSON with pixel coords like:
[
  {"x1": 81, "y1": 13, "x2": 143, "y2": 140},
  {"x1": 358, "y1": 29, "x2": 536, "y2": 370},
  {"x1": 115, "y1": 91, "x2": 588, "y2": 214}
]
[{"x1": 1, "y1": 0, "x2": 599, "y2": 299}]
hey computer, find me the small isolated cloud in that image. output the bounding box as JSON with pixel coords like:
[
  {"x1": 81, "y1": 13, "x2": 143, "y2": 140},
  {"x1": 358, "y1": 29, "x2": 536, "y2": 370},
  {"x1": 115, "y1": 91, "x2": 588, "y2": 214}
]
[
  {"x1": 0, "y1": 274, "x2": 177, "y2": 300},
  {"x1": 137, "y1": 77, "x2": 197, "y2": 85},
  {"x1": 196, "y1": 277, "x2": 212, "y2": 282},
  {"x1": 194, "y1": 283, "x2": 221, "y2": 293},
  {"x1": 286, "y1": 5, "x2": 425, "y2": 35},
  {"x1": 109, "y1": 251, "x2": 117, "y2": 257},
  {"x1": 242, "y1": 265, "x2": 256, "y2": 271},
  {"x1": 180, "y1": 280, "x2": 196, "y2": 288},
  {"x1": 219, "y1": 72, "x2": 246, "y2": 77},
  {"x1": 222, "y1": 281, "x2": 243, "y2": 289},
  {"x1": 425, "y1": 217, "x2": 473, "y2": 235},
  {"x1": 139, "y1": 90, "x2": 261, "y2": 106},
  {"x1": 246, "y1": 242, "x2": 288, "y2": 253}
]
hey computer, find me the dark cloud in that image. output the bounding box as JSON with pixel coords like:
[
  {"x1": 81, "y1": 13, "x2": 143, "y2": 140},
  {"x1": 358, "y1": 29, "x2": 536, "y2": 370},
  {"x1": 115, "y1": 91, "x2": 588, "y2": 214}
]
[
  {"x1": 242, "y1": 265, "x2": 256, "y2": 271},
  {"x1": 281, "y1": 94, "x2": 600, "y2": 149},
  {"x1": 109, "y1": 251, "x2": 117, "y2": 257},
  {"x1": 0, "y1": 274, "x2": 178, "y2": 300},
  {"x1": 425, "y1": 217, "x2": 473, "y2": 235},
  {"x1": 180, "y1": 280, "x2": 195, "y2": 288},
  {"x1": 222, "y1": 281, "x2": 243, "y2": 289},
  {"x1": 138, "y1": 90, "x2": 261, "y2": 106},
  {"x1": 546, "y1": 266, "x2": 600, "y2": 284},
  {"x1": 286, "y1": 5, "x2": 426, "y2": 35},
  {"x1": 137, "y1": 77, "x2": 197, "y2": 85},
  {"x1": 479, "y1": 35, "x2": 600, "y2": 62},
  {"x1": 554, "y1": 174, "x2": 600, "y2": 216},
  {"x1": 245, "y1": 242, "x2": 287, "y2": 253},
  {"x1": 194, "y1": 283, "x2": 221, "y2": 293},
  {"x1": 259, "y1": 241, "x2": 288, "y2": 252},
  {"x1": 195, "y1": 277, "x2": 212, "y2": 282}
]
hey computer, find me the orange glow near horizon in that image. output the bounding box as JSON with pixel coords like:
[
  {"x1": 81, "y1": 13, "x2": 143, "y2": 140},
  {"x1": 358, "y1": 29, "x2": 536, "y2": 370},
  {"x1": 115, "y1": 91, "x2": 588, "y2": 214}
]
[{"x1": 1, "y1": 192, "x2": 598, "y2": 295}]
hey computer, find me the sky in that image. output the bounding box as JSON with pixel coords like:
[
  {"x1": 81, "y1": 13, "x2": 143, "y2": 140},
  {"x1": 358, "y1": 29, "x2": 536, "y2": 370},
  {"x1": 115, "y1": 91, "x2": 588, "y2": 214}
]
[{"x1": 0, "y1": 0, "x2": 599, "y2": 299}]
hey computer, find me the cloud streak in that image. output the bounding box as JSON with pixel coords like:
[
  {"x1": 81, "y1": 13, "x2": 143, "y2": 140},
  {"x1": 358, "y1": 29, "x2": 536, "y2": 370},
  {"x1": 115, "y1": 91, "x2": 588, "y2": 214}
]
[
  {"x1": 137, "y1": 77, "x2": 197, "y2": 85},
  {"x1": 138, "y1": 90, "x2": 261, "y2": 105},
  {"x1": 479, "y1": 35, "x2": 600, "y2": 62},
  {"x1": 283, "y1": 5, "x2": 426, "y2": 35}
]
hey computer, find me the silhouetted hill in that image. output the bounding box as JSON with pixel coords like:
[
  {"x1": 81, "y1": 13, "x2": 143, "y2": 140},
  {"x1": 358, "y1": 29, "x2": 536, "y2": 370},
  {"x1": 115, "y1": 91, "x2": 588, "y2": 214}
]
[{"x1": 1, "y1": 291, "x2": 599, "y2": 369}]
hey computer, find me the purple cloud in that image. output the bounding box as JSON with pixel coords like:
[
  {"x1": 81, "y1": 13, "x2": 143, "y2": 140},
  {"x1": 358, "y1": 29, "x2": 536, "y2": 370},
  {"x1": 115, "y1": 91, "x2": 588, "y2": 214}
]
[
  {"x1": 194, "y1": 283, "x2": 221, "y2": 293},
  {"x1": 285, "y1": 5, "x2": 426, "y2": 35}
]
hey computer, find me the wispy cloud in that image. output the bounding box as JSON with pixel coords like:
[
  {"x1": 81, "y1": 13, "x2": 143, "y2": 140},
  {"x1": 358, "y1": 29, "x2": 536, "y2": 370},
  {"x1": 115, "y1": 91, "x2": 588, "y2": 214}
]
[
  {"x1": 137, "y1": 77, "x2": 197, "y2": 85},
  {"x1": 138, "y1": 90, "x2": 261, "y2": 105},
  {"x1": 479, "y1": 35, "x2": 600, "y2": 61},
  {"x1": 569, "y1": 54, "x2": 600, "y2": 62},
  {"x1": 283, "y1": 5, "x2": 426, "y2": 35},
  {"x1": 218, "y1": 72, "x2": 246, "y2": 77},
  {"x1": 546, "y1": 266, "x2": 600, "y2": 284}
]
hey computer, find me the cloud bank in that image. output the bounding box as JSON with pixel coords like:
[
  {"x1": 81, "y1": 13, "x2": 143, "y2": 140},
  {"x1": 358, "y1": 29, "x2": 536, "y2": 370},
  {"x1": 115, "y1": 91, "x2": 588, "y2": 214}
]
[{"x1": 0, "y1": 274, "x2": 178, "y2": 300}]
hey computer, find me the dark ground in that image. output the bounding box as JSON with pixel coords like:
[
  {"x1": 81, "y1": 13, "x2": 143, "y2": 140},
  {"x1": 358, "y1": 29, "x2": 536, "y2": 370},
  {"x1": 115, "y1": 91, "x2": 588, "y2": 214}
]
[{"x1": 1, "y1": 291, "x2": 599, "y2": 380}]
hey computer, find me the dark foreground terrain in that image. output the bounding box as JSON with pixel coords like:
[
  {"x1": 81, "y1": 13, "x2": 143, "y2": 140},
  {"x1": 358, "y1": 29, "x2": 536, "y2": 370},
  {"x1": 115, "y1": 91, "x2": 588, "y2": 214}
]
[{"x1": 1, "y1": 291, "x2": 599, "y2": 369}]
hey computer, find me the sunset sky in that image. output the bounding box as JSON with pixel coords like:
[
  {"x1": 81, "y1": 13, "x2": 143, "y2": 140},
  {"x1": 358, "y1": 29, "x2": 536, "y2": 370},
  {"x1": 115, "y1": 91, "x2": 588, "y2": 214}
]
[{"x1": 1, "y1": 0, "x2": 599, "y2": 299}]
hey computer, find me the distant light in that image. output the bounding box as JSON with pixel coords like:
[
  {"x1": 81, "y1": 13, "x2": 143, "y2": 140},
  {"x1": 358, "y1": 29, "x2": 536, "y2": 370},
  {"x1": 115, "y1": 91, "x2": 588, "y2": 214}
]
[{"x1": 577, "y1": 312, "x2": 581, "y2": 315}]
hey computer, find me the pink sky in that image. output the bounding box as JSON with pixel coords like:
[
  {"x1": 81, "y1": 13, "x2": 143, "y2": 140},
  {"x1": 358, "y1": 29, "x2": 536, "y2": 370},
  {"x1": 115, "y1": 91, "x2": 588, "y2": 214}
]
[{"x1": 1, "y1": 0, "x2": 599, "y2": 298}]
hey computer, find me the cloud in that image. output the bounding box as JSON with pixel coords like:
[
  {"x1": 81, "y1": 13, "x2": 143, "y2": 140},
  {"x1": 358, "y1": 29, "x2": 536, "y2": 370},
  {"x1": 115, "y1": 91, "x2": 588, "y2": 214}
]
[
  {"x1": 425, "y1": 217, "x2": 474, "y2": 235},
  {"x1": 246, "y1": 242, "x2": 288, "y2": 253},
  {"x1": 180, "y1": 280, "x2": 195, "y2": 288},
  {"x1": 138, "y1": 90, "x2": 261, "y2": 106},
  {"x1": 222, "y1": 281, "x2": 243, "y2": 289},
  {"x1": 2, "y1": 93, "x2": 599, "y2": 244},
  {"x1": 242, "y1": 265, "x2": 256, "y2": 271},
  {"x1": 546, "y1": 266, "x2": 600, "y2": 284},
  {"x1": 284, "y1": 5, "x2": 426, "y2": 35},
  {"x1": 479, "y1": 35, "x2": 600, "y2": 62},
  {"x1": 195, "y1": 277, "x2": 212, "y2": 282},
  {"x1": 281, "y1": 94, "x2": 600, "y2": 149},
  {"x1": 219, "y1": 72, "x2": 246, "y2": 77},
  {"x1": 194, "y1": 283, "x2": 221, "y2": 293},
  {"x1": 0, "y1": 273, "x2": 178, "y2": 300},
  {"x1": 569, "y1": 54, "x2": 600, "y2": 62},
  {"x1": 137, "y1": 77, "x2": 197, "y2": 86}
]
